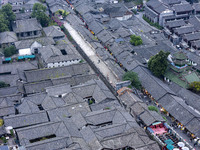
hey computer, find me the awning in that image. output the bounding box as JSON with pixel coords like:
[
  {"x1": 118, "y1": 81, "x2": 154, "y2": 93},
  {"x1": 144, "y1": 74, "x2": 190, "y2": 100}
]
[
  {"x1": 152, "y1": 122, "x2": 162, "y2": 125},
  {"x1": 147, "y1": 127, "x2": 154, "y2": 133},
  {"x1": 4, "y1": 58, "x2": 11, "y2": 61},
  {"x1": 166, "y1": 144, "x2": 174, "y2": 150},
  {"x1": 165, "y1": 139, "x2": 174, "y2": 145}
]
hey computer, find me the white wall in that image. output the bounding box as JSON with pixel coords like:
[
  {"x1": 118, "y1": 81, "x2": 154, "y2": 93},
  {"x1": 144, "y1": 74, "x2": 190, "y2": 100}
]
[
  {"x1": 31, "y1": 41, "x2": 42, "y2": 54},
  {"x1": 116, "y1": 14, "x2": 132, "y2": 21},
  {"x1": 47, "y1": 59, "x2": 81, "y2": 68}
]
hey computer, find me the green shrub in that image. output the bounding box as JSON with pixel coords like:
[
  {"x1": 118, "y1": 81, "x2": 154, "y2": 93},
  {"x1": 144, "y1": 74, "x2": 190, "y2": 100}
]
[
  {"x1": 142, "y1": 15, "x2": 163, "y2": 30},
  {"x1": 148, "y1": 105, "x2": 158, "y2": 112},
  {"x1": 0, "y1": 119, "x2": 3, "y2": 126},
  {"x1": 3, "y1": 46, "x2": 16, "y2": 57},
  {"x1": 130, "y1": 35, "x2": 143, "y2": 46},
  {"x1": 0, "y1": 81, "x2": 10, "y2": 88}
]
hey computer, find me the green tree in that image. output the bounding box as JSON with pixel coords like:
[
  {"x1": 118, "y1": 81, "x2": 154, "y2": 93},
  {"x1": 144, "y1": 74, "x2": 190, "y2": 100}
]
[
  {"x1": 32, "y1": 3, "x2": 47, "y2": 17},
  {"x1": 1, "y1": 4, "x2": 16, "y2": 28},
  {"x1": 148, "y1": 50, "x2": 170, "y2": 77},
  {"x1": 3, "y1": 46, "x2": 17, "y2": 57},
  {"x1": 36, "y1": 11, "x2": 50, "y2": 27},
  {"x1": 123, "y1": 71, "x2": 142, "y2": 89},
  {"x1": 130, "y1": 35, "x2": 143, "y2": 46},
  {"x1": 189, "y1": 81, "x2": 200, "y2": 93},
  {"x1": 0, "y1": 81, "x2": 10, "y2": 88},
  {"x1": 0, "y1": 14, "x2": 9, "y2": 32},
  {"x1": 32, "y1": 3, "x2": 49, "y2": 27}
]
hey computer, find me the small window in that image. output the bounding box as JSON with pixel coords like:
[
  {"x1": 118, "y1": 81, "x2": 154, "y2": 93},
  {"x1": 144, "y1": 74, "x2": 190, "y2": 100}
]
[
  {"x1": 60, "y1": 49, "x2": 67, "y2": 55},
  {"x1": 37, "y1": 104, "x2": 44, "y2": 110}
]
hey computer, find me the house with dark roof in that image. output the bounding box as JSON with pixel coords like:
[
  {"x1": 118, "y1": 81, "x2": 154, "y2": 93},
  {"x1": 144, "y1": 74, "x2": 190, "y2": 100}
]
[
  {"x1": 39, "y1": 44, "x2": 82, "y2": 68},
  {"x1": 24, "y1": 62, "x2": 93, "y2": 83},
  {"x1": 8, "y1": 0, "x2": 25, "y2": 6},
  {"x1": 12, "y1": 18, "x2": 42, "y2": 40},
  {"x1": 193, "y1": 3, "x2": 200, "y2": 16},
  {"x1": 15, "y1": 37, "x2": 55, "y2": 55},
  {"x1": 0, "y1": 32, "x2": 18, "y2": 49},
  {"x1": 43, "y1": 26, "x2": 65, "y2": 40},
  {"x1": 183, "y1": 32, "x2": 200, "y2": 46},
  {"x1": 144, "y1": 0, "x2": 194, "y2": 26},
  {"x1": 103, "y1": 3, "x2": 133, "y2": 20}
]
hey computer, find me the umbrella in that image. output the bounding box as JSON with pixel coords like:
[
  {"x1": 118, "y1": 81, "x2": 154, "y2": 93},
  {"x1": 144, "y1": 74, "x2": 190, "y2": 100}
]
[
  {"x1": 177, "y1": 142, "x2": 185, "y2": 147},
  {"x1": 165, "y1": 139, "x2": 174, "y2": 145},
  {"x1": 166, "y1": 144, "x2": 174, "y2": 150},
  {"x1": 182, "y1": 147, "x2": 189, "y2": 150},
  {"x1": 173, "y1": 148, "x2": 179, "y2": 150}
]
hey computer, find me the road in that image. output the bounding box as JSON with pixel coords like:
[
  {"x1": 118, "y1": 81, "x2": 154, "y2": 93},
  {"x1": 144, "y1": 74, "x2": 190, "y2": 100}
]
[{"x1": 64, "y1": 22, "x2": 119, "y2": 86}]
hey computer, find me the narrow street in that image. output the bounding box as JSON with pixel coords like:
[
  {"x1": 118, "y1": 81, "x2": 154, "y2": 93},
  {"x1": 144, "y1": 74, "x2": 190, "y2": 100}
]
[{"x1": 64, "y1": 22, "x2": 119, "y2": 86}]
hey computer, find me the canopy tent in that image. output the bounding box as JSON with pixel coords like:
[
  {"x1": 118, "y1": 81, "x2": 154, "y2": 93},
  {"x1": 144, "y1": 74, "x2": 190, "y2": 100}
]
[
  {"x1": 177, "y1": 142, "x2": 185, "y2": 147},
  {"x1": 182, "y1": 147, "x2": 189, "y2": 150}
]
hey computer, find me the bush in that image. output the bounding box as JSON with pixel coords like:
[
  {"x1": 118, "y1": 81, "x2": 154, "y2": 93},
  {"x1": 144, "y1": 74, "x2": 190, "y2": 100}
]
[
  {"x1": 189, "y1": 81, "x2": 200, "y2": 93},
  {"x1": 3, "y1": 46, "x2": 16, "y2": 57},
  {"x1": 130, "y1": 35, "x2": 143, "y2": 46},
  {"x1": 0, "y1": 81, "x2": 10, "y2": 88},
  {"x1": 148, "y1": 105, "x2": 158, "y2": 112},
  {"x1": 0, "y1": 119, "x2": 3, "y2": 126},
  {"x1": 142, "y1": 15, "x2": 163, "y2": 30}
]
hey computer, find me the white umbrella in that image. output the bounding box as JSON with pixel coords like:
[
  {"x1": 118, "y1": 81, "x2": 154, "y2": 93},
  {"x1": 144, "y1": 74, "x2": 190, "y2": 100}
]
[
  {"x1": 177, "y1": 142, "x2": 185, "y2": 147},
  {"x1": 182, "y1": 147, "x2": 189, "y2": 150},
  {"x1": 173, "y1": 148, "x2": 179, "y2": 150}
]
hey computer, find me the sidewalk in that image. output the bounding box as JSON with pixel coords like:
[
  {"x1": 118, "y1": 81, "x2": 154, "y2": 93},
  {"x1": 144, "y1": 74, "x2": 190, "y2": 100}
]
[{"x1": 63, "y1": 22, "x2": 119, "y2": 86}]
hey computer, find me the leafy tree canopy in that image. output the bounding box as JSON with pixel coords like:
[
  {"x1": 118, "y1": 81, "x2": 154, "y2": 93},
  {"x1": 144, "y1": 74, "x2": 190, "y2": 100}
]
[
  {"x1": 0, "y1": 14, "x2": 9, "y2": 32},
  {"x1": 0, "y1": 4, "x2": 15, "y2": 32},
  {"x1": 189, "y1": 81, "x2": 200, "y2": 93},
  {"x1": 32, "y1": 3, "x2": 47, "y2": 17},
  {"x1": 1, "y1": 4, "x2": 16, "y2": 23},
  {"x1": 130, "y1": 35, "x2": 143, "y2": 46},
  {"x1": 148, "y1": 50, "x2": 170, "y2": 77},
  {"x1": 123, "y1": 71, "x2": 142, "y2": 89},
  {"x1": 32, "y1": 3, "x2": 49, "y2": 27},
  {"x1": 4, "y1": 46, "x2": 17, "y2": 57}
]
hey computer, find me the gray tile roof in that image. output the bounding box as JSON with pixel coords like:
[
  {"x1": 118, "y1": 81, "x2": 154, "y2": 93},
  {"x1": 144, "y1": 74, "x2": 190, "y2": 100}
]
[
  {"x1": 188, "y1": 16, "x2": 200, "y2": 31},
  {"x1": 166, "y1": 19, "x2": 186, "y2": 29},
  {"x1": 0, "y1": 86, "x2": 19, "y2": 97},
  {"x1": 173, "y1": 3, "x2": 193, "y2": 12},
  {"x1": 16, "y1": 121, "x2": 71, "y2": 149},
  {"x1": 183, "y1": 32, "x2": 200, "y2": 42},
  {"x1": 39, "y1": 45, "x2": 81, "y2": 64},
  {"x1": 133, "y1": 66, "x2": 175, "y2": 100},
  {"x1": 0, "y1": 106, "x2": 15, "y2": 117},
  {"x1": 43, "y1": 26, "x2": 65, "y2": 38},
  {"x1": 0, "y1": 32, "x2": 18, "y2": 44},
  {"x1": 0, "y1": 61, "x2": 38, "y2": 75},
  {"x1": 88, "y1": 21, "x2": 104, "y2": 35},
  {"x1": 3, "y1": 111, "x2": 49, "y2": 128},
  {"x1": 158, "y1": 93, "x2": 200, "y2": 137},
  {"x1": 24, "y1": 80, "x2": 53, "y2": 94},
  {"x1": 0, "y1": 94, "x2": 22, "y2": 106},
  {"x1": 173, "y1": 26, "x2": 196, "y2": 35},
  {"x1": 13, "y1": 18, "x2": 42, "y2": 33},
  {"x1": 24, "y1": 63, "x2": 91, "y2": 82},
  {"x1": 15, "y1": 37, "x2": 55, "y2": 49}
]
